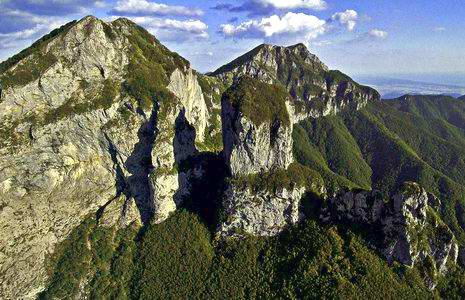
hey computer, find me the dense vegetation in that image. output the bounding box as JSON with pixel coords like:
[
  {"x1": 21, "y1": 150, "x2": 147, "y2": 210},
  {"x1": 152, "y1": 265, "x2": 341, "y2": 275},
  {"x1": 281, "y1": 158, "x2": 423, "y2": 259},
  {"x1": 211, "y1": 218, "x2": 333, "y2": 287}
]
[
  {"x1": 223, "y1": 76, "x2": 291, "y2": 127},
  {"x1": 293, "y1": 116, "x2": 372, "y2": 190},
  {"x1": 231, "y1": 162, "x2": 324, "y2": 195},
  {"x1": 293, "y1": 95, "x2": 465, "y2": 245},
  {"x1": 43, "y1": 207, "x2": 465, "y2": 299}
]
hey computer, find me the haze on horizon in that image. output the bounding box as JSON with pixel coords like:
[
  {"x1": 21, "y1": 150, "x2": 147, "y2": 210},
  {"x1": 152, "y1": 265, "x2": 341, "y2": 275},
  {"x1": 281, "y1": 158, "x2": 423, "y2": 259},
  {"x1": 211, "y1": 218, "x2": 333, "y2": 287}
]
[{"x1": 1, "y1": 0, "x2": 465, "y2": 86}]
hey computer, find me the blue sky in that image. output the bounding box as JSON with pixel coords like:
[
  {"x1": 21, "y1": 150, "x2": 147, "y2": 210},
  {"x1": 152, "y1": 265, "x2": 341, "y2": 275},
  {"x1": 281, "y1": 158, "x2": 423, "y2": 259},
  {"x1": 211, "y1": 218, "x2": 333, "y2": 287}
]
[{"x1": 1, "y1": 0, "x2": 465, "y2": 83}]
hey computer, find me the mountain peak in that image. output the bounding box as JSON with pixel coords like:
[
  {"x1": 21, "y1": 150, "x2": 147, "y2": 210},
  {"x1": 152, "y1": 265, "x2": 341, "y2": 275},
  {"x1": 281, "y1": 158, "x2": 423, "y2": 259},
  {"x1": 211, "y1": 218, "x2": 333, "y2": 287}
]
[
  {"x1": 211, "y1": 42, "x2": 328, "y2": 84},
  {"x1": 212, "y1": 42, "x2": 378, "y2": 118},
  {"x1": 255, "y1": 42, "x2": 309, "y2": 52},
  {"x1": 81, "y1": 15, "x2": 99, "y2": 22}
]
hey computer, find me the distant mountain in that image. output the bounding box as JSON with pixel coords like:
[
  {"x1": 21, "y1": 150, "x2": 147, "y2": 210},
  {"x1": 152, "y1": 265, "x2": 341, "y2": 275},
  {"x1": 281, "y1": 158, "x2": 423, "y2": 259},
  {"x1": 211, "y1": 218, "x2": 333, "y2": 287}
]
[
  {"x1": 459, "y1": 95, "x2": 465, "y2": 100},
  {"x1": 355, "y1": 75, "x2": 465, "y2": 99}
]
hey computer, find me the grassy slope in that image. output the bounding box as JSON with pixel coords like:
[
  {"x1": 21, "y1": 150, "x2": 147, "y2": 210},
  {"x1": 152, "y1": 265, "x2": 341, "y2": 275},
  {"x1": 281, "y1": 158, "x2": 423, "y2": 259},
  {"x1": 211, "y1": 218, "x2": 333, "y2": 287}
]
[
  {"x1": 293, "y1": 116, "x2": 372, "y2": 190},
  {"x1": 293, "y1": 96, "x2": 465, "y2": 244},
  {"x1": 223, "y1": 76, "x2": 291, "y2": 127}
]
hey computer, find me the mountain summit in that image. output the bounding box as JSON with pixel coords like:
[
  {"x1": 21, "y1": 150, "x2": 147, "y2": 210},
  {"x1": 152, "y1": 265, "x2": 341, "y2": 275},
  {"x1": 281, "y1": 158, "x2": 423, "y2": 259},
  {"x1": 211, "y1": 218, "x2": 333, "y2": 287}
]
[
  {"x1": 1, "y1": 16, "x2": 464, "y2": 299},
  {"x1": 212, "y1": 43, "x2": 379, "y2": 118}
]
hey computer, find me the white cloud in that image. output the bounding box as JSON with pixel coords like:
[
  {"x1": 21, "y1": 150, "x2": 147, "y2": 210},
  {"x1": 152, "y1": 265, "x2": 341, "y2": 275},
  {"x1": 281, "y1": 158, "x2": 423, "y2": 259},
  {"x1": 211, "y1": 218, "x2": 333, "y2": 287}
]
[
  {"x1": 0, "y1": 10, "x2": 70, "y2": 50},
  {"x1": 251, "y1": 0, "x2": 327, "y2": 10},
  {"x1": 433, "y1": 27, "x2": 446, "y2": 32},
  {"x1": 95, "y1": 1, "x2": 107, "y2": 8},
  {"x1": 221, "y1": 12, "x2": 326, "y2": 45},
  {"x1": 120, "y1": 16, "x2": 208, "y2": 42},
  {"x1": 331, "y1": 9, "x2": 358, "y2": 31},
  {"x1": 368, "y1": 29, "x2": 388, "y2": 39},
  {"x1": 111, "y1": 0, "x2": 203, "y2": 17}
]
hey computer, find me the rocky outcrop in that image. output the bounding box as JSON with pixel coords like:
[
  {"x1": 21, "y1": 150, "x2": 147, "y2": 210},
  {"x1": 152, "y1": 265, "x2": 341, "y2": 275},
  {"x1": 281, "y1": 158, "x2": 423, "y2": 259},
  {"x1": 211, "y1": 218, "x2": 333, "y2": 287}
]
[
  {"x1": 218, "y1": 185, "x2": 306, "y2": 237},
  {"x1": 222, "y1": 98, "x2": 293, "y2": 176},
  {"x1": 167, "y1": 68, "x2": 210, "y2": 144},
  {"x1": 321, "y1": 182, "x2": 458, "y2": 289},
  {"x1": 98, "y1": 195, "x2": 142, "y2": 228},
  {"x1": 218, "y1": 77, "x2": 323, "y2": 237},
  {"x1": 0, "y1": 16, "x2": 220, "y2": 299},
  {"x1": 221, "y1": 77, "x2": 294, "y2": 176},
  {"x1": 212, "y1": 43, "x2": 380, "y2": 118}
]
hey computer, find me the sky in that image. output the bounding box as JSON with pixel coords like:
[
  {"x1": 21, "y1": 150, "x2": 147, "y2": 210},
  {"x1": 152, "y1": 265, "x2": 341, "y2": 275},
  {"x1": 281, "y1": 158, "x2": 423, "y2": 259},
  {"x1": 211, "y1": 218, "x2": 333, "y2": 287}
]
[{"x1": 1, "y1": 0, "x2": 465, "y2": 84}]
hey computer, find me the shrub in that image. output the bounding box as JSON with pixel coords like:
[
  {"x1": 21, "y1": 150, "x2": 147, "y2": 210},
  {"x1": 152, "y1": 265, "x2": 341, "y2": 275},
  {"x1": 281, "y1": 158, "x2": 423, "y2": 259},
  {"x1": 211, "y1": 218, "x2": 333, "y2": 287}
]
[{"x1": 223, "y1": 76, "x2": 291, "y2": 127}]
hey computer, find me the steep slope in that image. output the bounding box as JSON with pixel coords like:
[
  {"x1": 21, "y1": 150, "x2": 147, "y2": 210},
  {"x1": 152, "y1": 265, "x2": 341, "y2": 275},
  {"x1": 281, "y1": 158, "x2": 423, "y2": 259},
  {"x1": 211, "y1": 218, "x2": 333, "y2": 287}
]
[
  {"x1": 0, "y1": 16, "x2": 223, "y2": 298},
  {"x1": 218, "y1": 76, "x2": 325, "y2": 237},
  {"x1": 294, "y1": 95, "x2": 465, "y2": 243}
]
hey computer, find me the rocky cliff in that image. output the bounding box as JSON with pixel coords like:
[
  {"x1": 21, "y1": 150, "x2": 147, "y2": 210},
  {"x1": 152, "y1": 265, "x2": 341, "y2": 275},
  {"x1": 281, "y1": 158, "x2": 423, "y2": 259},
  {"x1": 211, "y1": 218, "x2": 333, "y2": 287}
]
[
  {"x1": 0, "y1": 16, "x2": 221, "y2": 298},
  {"x1": 218, "y1": 76, "x2": 325, "y2": 237},
  {"x1": 321, "y1": 182, "x2": 458, "y2": 289}
]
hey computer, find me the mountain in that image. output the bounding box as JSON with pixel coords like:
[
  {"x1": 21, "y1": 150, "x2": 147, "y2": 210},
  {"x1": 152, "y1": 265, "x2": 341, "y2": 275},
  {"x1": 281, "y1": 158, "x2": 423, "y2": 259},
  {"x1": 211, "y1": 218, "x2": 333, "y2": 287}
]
[
  {"x1": 459, "y1": 95, "x2": 465, "y2": 100},
  {"x1": 1, "y1": 16, "x2": 465, "y2": 299},
  {"x1": 0, "y1": 15, "x2": 224, "y2": 298},
  {"x1": 212, "y1": 43, "x2": 379, "y2": 118}
]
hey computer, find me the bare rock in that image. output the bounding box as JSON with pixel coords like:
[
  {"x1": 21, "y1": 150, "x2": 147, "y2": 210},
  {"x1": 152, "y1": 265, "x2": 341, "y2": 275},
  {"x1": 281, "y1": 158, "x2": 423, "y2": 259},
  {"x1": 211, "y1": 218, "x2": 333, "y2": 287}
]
[{"x1": 323, "y1": 182, "x2": 458, "y2": 289}]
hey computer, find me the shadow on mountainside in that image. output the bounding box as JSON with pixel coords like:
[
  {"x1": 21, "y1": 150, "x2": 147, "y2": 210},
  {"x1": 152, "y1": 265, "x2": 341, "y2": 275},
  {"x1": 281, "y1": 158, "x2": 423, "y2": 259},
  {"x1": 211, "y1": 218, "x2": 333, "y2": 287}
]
[
  {"x1": 173, "y1": 109, "x2": 229, "y2": 233},
  {"x1": 125, "y1": 107, "x2": 158, "y2": 224}
]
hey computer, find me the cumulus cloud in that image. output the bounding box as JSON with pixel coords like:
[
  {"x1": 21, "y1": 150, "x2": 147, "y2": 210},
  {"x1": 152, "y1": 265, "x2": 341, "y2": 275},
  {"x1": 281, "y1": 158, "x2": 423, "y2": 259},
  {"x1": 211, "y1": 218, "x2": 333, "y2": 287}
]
[
  {"x1": 118, "y1": 16, "x2": 208, "y2": 42},
  {"x1": 331, "y1": 9, "x2": 358, "y2": 31},
  {"x1": 111, "y1": 0, "x2": 203, "y2": 17},
  {"x1": 368, "y1": 29, "x2": 388, "y2": 39},
  {"x1": 343, "y1": 29, "x2": 388, "y2": 44},
  {"x1": 220, "y1": 12, "x2": 326, "y2": 45},
  {"x1": 213, "y1": 0, "x2": 326, "y2": 16}
]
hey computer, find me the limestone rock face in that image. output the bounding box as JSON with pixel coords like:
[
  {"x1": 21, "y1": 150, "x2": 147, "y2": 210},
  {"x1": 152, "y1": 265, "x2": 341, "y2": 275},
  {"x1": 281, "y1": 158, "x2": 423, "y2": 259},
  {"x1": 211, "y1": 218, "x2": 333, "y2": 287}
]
[
  {"x1": 149, "y1": 67, "x2": 218, "y2": 224},
  {"x1": 218, "y1": 185, "x2": 306, "y2": 237},
  {"x1": 212, "y1": 43, "x2": 328, "y2": 85},
  {"x1": 167, "y1": 68, "x2": 210, "y2": 144},
  {"x1": 322, "y1": 182, "x2": 458, "y2": 289},
  {"x1": 222, "y1": 98, "x2": 293, "y2": 176},
  {"x1": 99, "y1": 195, "x2": 142, "y2": 228},
  {"x1": 0, "y1": 16, "x2": 219, "y2": 299},
  {"x1": 0, "y1": 17, "x2": 136, "y2": 299},
  {"x1": 219, "y1": 77, "x2": 315, "y2": 237}
]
